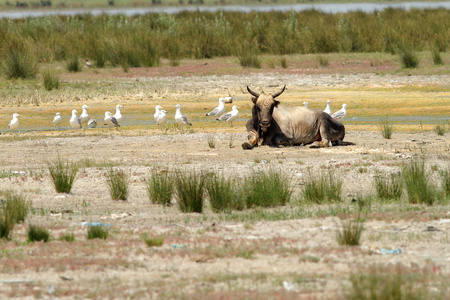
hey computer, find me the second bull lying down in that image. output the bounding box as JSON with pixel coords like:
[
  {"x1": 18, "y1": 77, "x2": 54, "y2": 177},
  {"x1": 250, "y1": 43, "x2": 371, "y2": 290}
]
[{"x1": 242, "y1": 85, "x2": 354, "y2": 149}]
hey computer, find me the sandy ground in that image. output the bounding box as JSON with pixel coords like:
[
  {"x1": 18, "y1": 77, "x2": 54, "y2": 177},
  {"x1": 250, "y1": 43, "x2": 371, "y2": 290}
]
[{"x1": 0, "y1": 72, "x2": 449, "y2": 299}]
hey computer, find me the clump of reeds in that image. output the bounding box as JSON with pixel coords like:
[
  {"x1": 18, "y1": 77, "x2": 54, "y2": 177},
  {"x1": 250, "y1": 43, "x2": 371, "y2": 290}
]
[
  {"x1": 87, "y1": 225, "x2": 109, "y2": 240},
  {"x1": 174, "y1": 169, "x2": 206, "y2": 213},
  {"x1": 398, "y1": 45, "x2": 419, "y2": 68},
  {"x1": 244, "y1": 169, "x2": 292, "y2": 208},
  {"x1": 374, "y1": 172, "x2": 403, "y2": 201},
  {"x1": 206, "y1": 134, "x2": 216, "y2": 148},
  {"x1": 336, "y1": 217, "x2": 364, "y2": 246},
  {"x1": 378, "y1": 117, "x2": 394, "y2": 139},
  {"x1": 145, "y1": 169, "x2": 174, "y2": 206},
  {"x1": 402, "y1": 158, "x2": 435, "y2": 205},
  {"x1": 317, "y1": 55, "x2": 329, "y2": 67},
  {"x1": 303, "y1": 172, "x2": 342, "y2": 204},
  {"x1": 431, "y1": 47, "x2": 444, "y2": 65},
  {"x1": 59, "y1": 233, "x2": 75, "y2": 242},
  {"x1": 206, "y1": 173, "x2": 245, "y2": 213},
  {"x1": 2, "y1": 41, "x2": 37, "y2": 79},
  {"x1": 106, "y1": 168, "x2": 130, "y2": 201},
  {"x1": 28, "y1": 225, "x2": 50, "y2": 242},
  {"x1": 48, "y1": 158, "x2": 78, "y2": 193},
  {"x1": 66, "y1": 56, "x2": 82, "y2": 72},
  {"x1": 0, "y1": 189, "x2": 30, "y2": 224},
  {"x1": 434, "y1": 124, "x2": 445, "y2": 136},
  {"x1": 143, "y1": 234, "x2": 164, "y2": 247},
  {"x1": 42, "y1": 70, "x2": 60, "y2": 91}
]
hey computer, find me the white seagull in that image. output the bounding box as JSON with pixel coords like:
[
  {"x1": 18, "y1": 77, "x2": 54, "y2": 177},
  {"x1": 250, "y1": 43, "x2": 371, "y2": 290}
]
[
  {"x1": 324, "y1": 100, "x2": 332, "y2": 115},
  {"x1": 70, "y1": 110, "x2": 81, "y2": 129},
  {"x1": 80, "y1": 105, "x2": 89, "y2": 127},
  {"x1": 8, "y1": 113, "x2": 20, "y2": 130},
  {"x1": 206, "y1": 98, "x2": 225, "y2": 116},
  {"x1": 104, "y1": 111, "x2": 120, "y2": 128},
  {"x1": 303, "y1": 102, "x2": 308, "y2": 108},
  {"x1": 174, "y1": 104, "x2": 192, "y2": 130},
  {"x1": 331, "y1": 103, "x2": 347, "y2": 120},
  {"x1": 52, "y1": 113, "x2": 62, "y2": 128},
  {"x1": 217, "y1": 105, "x2": 239, "y2": 127},
  {"x1": 87, "y1": 119, "x2": 97, "y2": 129},
  {"x1": 154, "y1": 105, "x2": 162, "y2": 123},
  {"x1": 114, "y1": 105, "x2": 123, "y2": 124},
  {"x1": 156, "y1": 109, "x2": 168, "y2": 128}
]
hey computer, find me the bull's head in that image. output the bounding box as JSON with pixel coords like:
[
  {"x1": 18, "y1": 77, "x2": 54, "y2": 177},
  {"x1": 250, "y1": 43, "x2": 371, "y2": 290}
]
[{"x1": 247, "y1": 85, "x2": 286, "y2": 132}]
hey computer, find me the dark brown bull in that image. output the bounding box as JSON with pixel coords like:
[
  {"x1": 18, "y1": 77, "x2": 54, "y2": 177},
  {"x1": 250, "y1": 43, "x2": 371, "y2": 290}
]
[{"x1": 242, "y1": 85, "x2": 352, "y2": 149}]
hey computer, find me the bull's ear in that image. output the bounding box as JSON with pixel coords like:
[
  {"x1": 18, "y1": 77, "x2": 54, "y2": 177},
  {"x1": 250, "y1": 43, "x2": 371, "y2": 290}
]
[
  {"x1": 251, "y1": 96, "x2": 257, "y2": 104},
  {"x1": 274, "y1": 100, "x2": 280, "y2": 107}
]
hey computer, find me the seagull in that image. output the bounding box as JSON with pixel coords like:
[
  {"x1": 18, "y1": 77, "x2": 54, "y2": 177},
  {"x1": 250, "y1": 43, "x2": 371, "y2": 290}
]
[
  {"x1": 222, "y1": 96, "x2": 233, "y2": 103},
  {"x1": 154, "y1": 105, "x2": 162, "y2": 123},
  {"x1": 303, "y1": 102, "x2": 308, "y2": 108},
  {"x1": 217, "y1": 105, "x2": 239, "y2": 127},
  {"x1": 156, "y1": 109, "x2": 167, "y2": 128},
  {"x1": 104, "y1": 111, "x2": 120, "y2": 128},
  {"x1": 206, "y1": 98, "x2": 225, "y2": 116},
  {"x1": 79, "y1": 105, "x2": 89, "y2": 127},
  {"x1": 8, "y1": 113, "x2": 20, "y2": 130},
  {"x1": 114, "y1": 105, "x2": 123, "y2": 124},
  {"x1": 52, "y1": 113, "x2": 62, "y2": 128},
  {"x1": 69, "y1": 110, "x2": 81, "y2": 129},
  {"x1": 324, "y1": 100, "x2": 332, "y2": 115},
  {"x1": 174, "y1": 104, "x2": 192, "y2": 130},
  {"x1": 332, "y1": 103, "x2": 347, "y2": 120},
  {"x1": 85, "y1": 59, "x2": 93, "y2": 68},
  {"x1": 87, "y1": 119, "x2": 97, "y2": 129}
]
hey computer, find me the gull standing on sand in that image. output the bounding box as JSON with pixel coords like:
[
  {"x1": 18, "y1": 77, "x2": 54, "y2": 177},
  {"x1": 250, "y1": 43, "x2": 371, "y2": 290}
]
[
  {"x1": 206, "y1": 98, "x2": 225, "y2": 116},
  {"x1": 156, "y1": 110, "x2": 168, "y2": 128},
  {"x1": 8, "y1": 113, "x2": 20, "y2": 130},
  {"x1": 175, "y1": 104, "x2": 192, "y2": 130},
  {"x1": 114, "y1": 105, "x2": 123, "y2": 124},
  {"x1": 79, "y1": 105, "x2": 90, "y2": 127},
  {"x1": 217, "y1": 105, "x2": 239, "y2": 127},
  {"x1": 154, "y1": 105, "x2": 162, "y2": 123},
  {"x1": 104, "y1": 111, "x2": 120, "y2": 128},
  {"x1": 323, "y1": 100, "x2": 332, "y2": 115},
  {"x1": 331, "y1": 103, "x2": 347, "y2": 120},
  {"x1": 53, "y1": 113, "x2": 62, "y2": 128},
  {"x1": 87, "y1": 119, "x2": 97, "y2": 128},
  {"x1": 70, "y1": 110, "x2": 81, "y2": 129},
  {"x1": 303, "y1": 102, "x2": 308, "y2": 108}
]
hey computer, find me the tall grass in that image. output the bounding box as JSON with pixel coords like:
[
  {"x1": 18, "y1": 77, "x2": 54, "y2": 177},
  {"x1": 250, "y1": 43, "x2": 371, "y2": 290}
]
[
  {"x1": 336, "y1": 217, "x2": 364, "y2": 246},
  {"x1": 106, "y1": 168, "x2": 130, "y2": 201},
  {"x1": 439, "y1": 167, "x2": 450, "y2": 197},
  {"x1": 431, "y1": 47, "x2": 444, "y2": 65},
  {"x1": 374, "y1": 172, "x2": 403, "y2": 201},
  {"x1": 2, "y1": 41, "x2": 38, "y2": 79},
  {"x1": 398, "y1": 45, "x2": 419, "y2": 69},
  {"x1": 174, "y1": 169, "x2": 206, "y2": 213},
  {"x1": 434, "y1": 124, "x2": 445, "y2": 136},
  {"x1": 145, "y1": 170, "x2": 174, "y2": 206},
  {"x1": 402, "y1": 158, "x2": 435, "y2": 205},
  {"x1": 206, "y1": 173, "x2": 245, "y2": 213},
  {"x1": 303, "y1": 172, "x2": 342, "y2": 204},
  {"x1": 42, "y1": 70, "x2": 60, "y2": 91},
  {"x1": 49, "y1": 158, "x2": 78, "y2": 193},
  {"x1": 28, "y1": 225, "x2": 50, "y2": 242},
  {"x1": 87, "y1": 225, "x2": 109, "y2": 240},
  {"x1": 244, "y1": 169, "x2": 292, "y2": 208},
  {"x1": 66, "y1": 56, "x2": 82, "y2": 72},
  {"x1": 0, "y1": 189, "x2": 31, "y2": 224},
  {"x1": 378, "y1": 117, "x2": 394, "y2": 139}
]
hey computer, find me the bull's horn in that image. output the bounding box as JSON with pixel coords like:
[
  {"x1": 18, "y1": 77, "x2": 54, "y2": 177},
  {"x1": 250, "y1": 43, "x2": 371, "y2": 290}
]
[
  {"x1": 246, "y1": 86, "x2": 260, "y2": 98},
  {"x1": 272, "y1": 85, "x2": 286, "y2": 99}
]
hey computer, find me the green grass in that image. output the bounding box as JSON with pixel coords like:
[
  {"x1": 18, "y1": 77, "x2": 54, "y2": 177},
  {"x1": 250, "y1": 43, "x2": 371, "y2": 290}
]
[
  {"x1": 336, "y1": 217, "x2": 364, "y2": 246},
  {"x1": 439, "y1": 167, "x2": 450, "y2": 197},
  {"x1": 106, "y1": 168, "x2": 130, "y2": 201},
  {"x1": 0, "y1": 214, "x2": 14, "y2": 240},
  {"x1": 302, "y1": 172, "x2": 342, "y2": 204},
  {"x1": 143, "y1": 234, "x2": 164, "y2": 247},
  {"x1": 48, "y1": 158, "x2": 78, "y2": 193},
  {"x1": 434, "y1": 124, "x2": 446, "y2": 136},
  {"x1": 0, "y1": 189, "x2": 31, "y2": 224},
  {"x1": 174, "y1": 169, "x2": 206, "y2": 213},
  {"x1": 145, "y1": 170, "x2": 174, "y2": 206},
  {"x1": 205, "y1": 173, "x2": 245, "y2": 213},
  {"x1": 399, "y1": 45, "x2": 420, "y2": 69},
  {"x1": 2, "y1": 41, "x2": 37, "y2": 79},
  {"x1": 42, "y1": 69, "x2": 60, "y2": 91},
  {"x1": 402, "y1": 158, "x2": 436, "y2": 205},
  {"x1": 59, "y1": 233, "x2": 75, "y2": 242},
  {"x1": 378, "y1": 117, "x2": 394, "y2": 139},
  {"x1": 374, "y1": 172, "x2": 403, "y2": 201},
  {"x1": 28, "y1": 224, "x2": 50, "y2": 243},
  {"x1": 206, "y1": 134, "x2": 216, "y2": 148},
  {"x1": 87, "y1": 225, "x2": 109, "y2": 240},
  {"x1": 66, "y1": 56, "x2": 82, "y2": 73}
]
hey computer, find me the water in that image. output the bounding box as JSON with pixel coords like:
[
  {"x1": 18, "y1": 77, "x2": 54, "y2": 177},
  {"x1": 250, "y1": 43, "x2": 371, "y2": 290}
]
[{"x1": 1, "y1": 2, "x2": 450, "y2": 19}]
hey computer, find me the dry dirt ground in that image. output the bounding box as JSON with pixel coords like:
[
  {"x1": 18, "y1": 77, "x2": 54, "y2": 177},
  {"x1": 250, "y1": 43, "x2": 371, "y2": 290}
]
[{"x1": 0, "y1": 73, "x2": 449, "y2": 299}]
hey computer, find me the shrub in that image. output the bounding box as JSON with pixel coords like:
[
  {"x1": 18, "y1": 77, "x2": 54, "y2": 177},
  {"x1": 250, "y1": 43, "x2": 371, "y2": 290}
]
[
  {"x1": 42, "y1": 70, "x2": 60, "y2": 91},
  {"x1": 106, "y1": 168, "x2": 130, "y2": 201},
  {"x1": 174, "y1": 169, "x2": 205, "y2": 213},
  {"x1": 28, "y1": 225, "x2": 50, "y2": 242},
  {"x1": 49, "y1": 158, "x2": 78, "y2": 193},
  {"x1": 87, "y1": 225, "x2": 109, "y2": 240},
  {"x1": 2, "y1": 41, "x2": 38, "y2": 79},
  {"x1": 378, "y1": 117, "x2": 394, "y2": 139},
  {"x1": 244, "y1": 169, "x2": 292, "y2": 208},
  {"x1": 303, "y1": 172, "x2": 342, "y2": 204},
  {"x1": 399, "y1": 46, "x2": 419, "y2": 68},
  {"x1": 336, "y1": 217, "x2": 364, "y2": 246},
  {"x1": 146, "y1": 170, "x2": 174, "y2": 206},
  {"x1": 402, "y1": 158, "x2": 435, "y2": 205},
  {"x1": 374, "y1": 172, "x2": 403, "y2": 201},
  {"x1": 206, "y1": 173, "x2": 245, "y2": 213},
  {"x1": 66, "y1": 56, "x2": 82, "y2": 72},
  {"x1": 434, "y1": 124, "x2": 445, "y2": 136}
]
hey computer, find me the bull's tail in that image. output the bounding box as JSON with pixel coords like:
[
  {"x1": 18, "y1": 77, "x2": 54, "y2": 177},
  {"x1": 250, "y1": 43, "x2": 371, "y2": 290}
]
[{"x1": 334, "y1": 140, "x2": 355, "y2": 146}]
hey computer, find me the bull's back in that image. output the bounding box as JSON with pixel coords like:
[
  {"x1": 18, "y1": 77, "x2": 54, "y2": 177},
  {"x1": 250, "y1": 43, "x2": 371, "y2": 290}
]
[{"x1": 273, "y1": 106, "x2": 322, "y2": 144}]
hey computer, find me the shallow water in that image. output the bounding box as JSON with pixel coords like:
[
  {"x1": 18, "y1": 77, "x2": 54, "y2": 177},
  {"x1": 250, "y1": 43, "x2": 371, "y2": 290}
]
[{"x1": 1, "y1": 2, "x2": 450, "y2": 19}]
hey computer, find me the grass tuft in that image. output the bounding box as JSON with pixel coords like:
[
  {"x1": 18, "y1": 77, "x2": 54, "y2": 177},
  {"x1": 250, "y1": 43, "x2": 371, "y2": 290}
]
[
  {"x1": 87, "y1": 225, "x2": 109, "y2": 240},
  {"x1": 2, "y1": 41, "x2": 38, "y2": 79},
  {"x1": 0, "y1": 189, "x2": 31, "y2": 224},
  {"x1": 317, "y1": 55, "x2": 329, "y2": 67},
  {"x1": 431, "y1": 47, "x2": 444, "y2": 65},
  {"x1": 28, "y1": 224, "x2": 50, "y2": 243},
  {"x1": 336, "y1": 217, "x2": 364, "y2": 246},
  {"x1": 145, "y1": 169, "x2": 174, "y2": 206},
  {"x1": 49, "y1": 158, "x2": 78, "y2": 193},
  {"x1": 0, "y1": 215, "x2": 14, "y2": 240},
  {"x1": 378, "y1": 117, "x2": 394, "y2": 139},
  {"x1": 174, "y1": 169, "x2": 205, "y2": 213},
  {"x1": 42, "y1": 70, "x2": 60, "y2": 91},
  {"x1": 303, "y1": 172, "x2": 342, "y2": 204},
  {"x1": 434, "y1": 124, "x2": 445, "y2": 136},
  {"x1": 59, "y1": 233, "x2": 75, "y2": 242},
  {"x1": 206, "y1": 173, "x2": 245, "y2": 213},
  {"x1": 106, "y1": 168, "x2": 130, "y2": 201},
  {"x1": 66, "y1": 56, "x2": 82, "y2": 72},
  {"x1": 206, "y1": 134, "x2": 216, "y2": 148},
  {"x1": 374, "y1": 172, "x2": 403, "y2": 201},
  {"x1": 402, "y1": 158, "x2": 435, "y2": 205},
  {"x1": 399, "y1": 45, "x2": 419, "y2": 68},
  {"x1": 439, "y1": 166, "x2": 450, "y2": 197},
  {"x1": 143, "y1": 234, "x2": 164, "y2": 247}
]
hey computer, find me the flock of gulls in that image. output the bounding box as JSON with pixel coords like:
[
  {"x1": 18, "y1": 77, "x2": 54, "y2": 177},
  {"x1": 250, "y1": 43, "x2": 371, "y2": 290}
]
[{"x1": 6, "y1": 96, "x2": 346, "y2": 131}]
